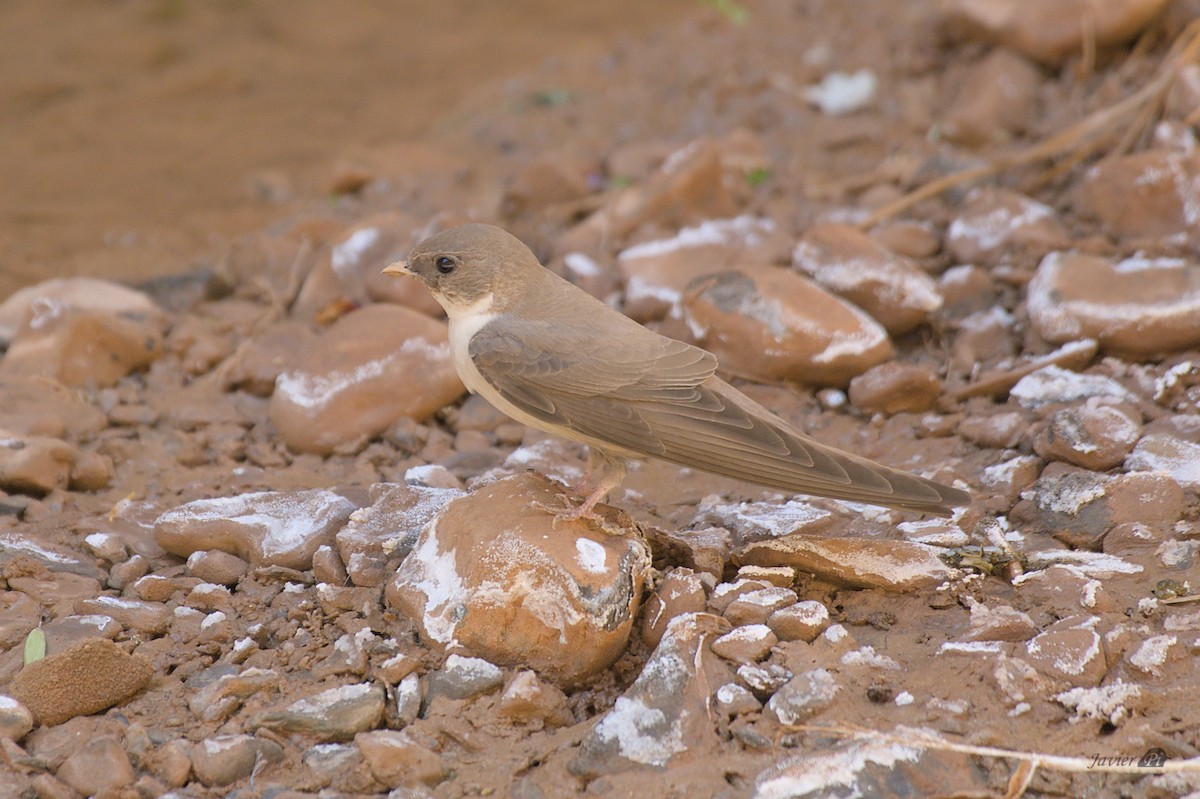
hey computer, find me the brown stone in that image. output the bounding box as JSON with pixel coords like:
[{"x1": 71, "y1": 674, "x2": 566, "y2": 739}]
[
  {"x1": 56, "y1": 737, "x2": 135, "y2": 796},
  {"x1": 0, "y1": 277, "x2": 167, "y2": 346},
  {"x1": 737, "y1": 536, "x2": 954, "y2": 591},
  {"x1": 1126, "y1": 434, "x2": 1200, "y2": 489},
  {"x1": 941, "y1": 50, "x2": 1043, "y2": 147},
  {"x1": 186, "y1": 549, "x2": 250, "y2": 586},
  {"x1": 0, "y1": 432, "x2": 77, "y2": 496},
  {"x1": 710, "y1": 624, "x2": 777, "y2": 663},
  {"x1": 848, "y1": 362, "x2": 942, "y2": 415},
  {"x1": 355, "y1": 730, "x2": 446, "y2": 788},
  {"x1": 269, "y1": 304, "x2": 464, "y2": 454},
  {"x1": 1078, "y1": 149, "x2": 1200, "y2": 240},
  {"x1": 680, "y1": 269, "x2": 893, "y2": 386},
  {"x1": 497, "y1": 670, "x2": 575, "y2": 728},
  {"x1": 1033, "y1": 405, "x2": 1141, "y2": 471},
  {"x1": 218, "y1": 320, "x2": 318, "y2": 397},
  {"x1": 386, "y1": 472, "x2": 650, "y2": 687},
  {"x1": 1028, "y1": 253, "x2": 1200, "y2": 355},
  {"x1": 0, "y1": 379, "x2": 107, "y2": 440},
  {"x1": 641, "y1": 568, "x2": 709, "y2": 648},
  {"x1": 945, "y1": 188, "x2": 1068, "y2": 264},
  {"x1": 1024, "y1": 616, "x2": 1108, "y2": 687},
  {"x1": 7, "y1": 638, "x2": 152, "y2": 726},
  {"x1": 767, "y1": 600, "x2": 830, "y2": 642},
  {"x1": 793, "y1": 222, "x2": 942, "y2": 336},
  {"x1": 74, "y1": 596, "x2": 171, "y2": 635},
  {"x1": 501, "y1": 152, "x2": 595, "y2": 215}
]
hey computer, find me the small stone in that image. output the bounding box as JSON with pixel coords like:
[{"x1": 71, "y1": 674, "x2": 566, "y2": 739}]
[
  {"x1": 764, "y1": 668, "x2": 840, "y2": 725},
  {"x1": 252, "y1": 682, "x2": 385, "y2": 742},
  {"x1": 848, "y1": 362, "x2": 942, "y2": 415},
  {"x1": 1078, "y1": 150, "x2": 1200, "y2": 240},
  {"x1": 713, "y1": 683, "x2": 761, "y2": 716},
  {"x1": 641, "y1": 567, "x2": 709, "y2": 648},
  {"x1": 387, "y1": 473, "x2": 650, "y2": 687},
  {"x1": 0, "y1": 591, "x2": 40, "y2": 650},
  {"x1": 190, "y1": 734, "x2": 284, "y2": 787},
  {"x1": 269, "y1": 304, "x2": 464, "y2": 454},
  {"x1": 155, "y1": 489, "x2": 357, "y2": 570},
  {"x1": 312, "y1": 544, "x2": 350, "y2": 585},
  {"x1": 757, "y1": 744, "x2": 991, "y2": 798},
  {"x1": 644, "y1": 526, "x2": 731, "y2": 579},
  {"x1": 7, "y1": 638, "x2": 152, "y2": 726},
  {"x1": 68, "y1": 451, "x2": 113, "y2": 492},
  {"x1": 502, "y1": 153, "x2": 594, "y2": 215},
  {"x1": 941, "y1": 52, "x2": 1044, "y2": 148},
  {"x1": 736, "y1": 565, "x2": 795, "y2": 587},
  {"x1": 737, "y1": 662, "x2": 794, "y2": 698},
  {"x1": 869, "y1": 221, "x2": 940, "y2": 260},
  {"x1": 724, "y1": 587, "x2": 799, "y2": 626},
  {"x1": 942, "y1": 0, "x2": 1171, "y2": 67},
  {"x1": 679, "y1": 269, "x2": 893, "y2": 386},
  {"x1": 964, "y1": 601, "x2": 1038, "y2": 642},
  {"x1": 355, "y1": 729, "x2": 446, "y2": 788},
  {"x1": 1028, "y1": 253, "x2": 1200, "y2": 355},
  {"x1": 946, "y1": 187, "x2": 1067, "y2": 264},
  {"x1": 571, "y1": 613, "x2": 734, "y2": 777},
  {"x1": 708, "y1": 579, "x2": 774, "y2": 614},
  {"x1": 793, "y1": 222, "x2": 943, "y2": 335},
  {"x1": 144, "y1": 739, "x2": 192, "y2": 788},
  {"x1": 218, "y1": 321, "x2": 318, "y2": 397},
  {"x1": 0, "y1": 695, "x2": 33, "y2": 741},
  {"x1": 1126, "y1": 434, "x2": 1200, "y2": 489},
  {"x1": 1024, "y1": 616, "x2": 1107, "y2": 687},
  {"x1": 376, "y1": 651, "x2": 421, "y2": 685},
  {"x1": 75, "y1": 596, "x2": 171, "y2": 635},
  {"x1": 0, "y1": 277, "x2": 167, "y2": 346},
  {"x1": 1010, "y1": 365, "x2": 1135, "y2": 409},
  {"x1": 131, "y1": 573, "x2": 199, "y2": 603},
  {"x1": 1033, "y1": 405, "x2": 1141, "y2": 470},
  {"x1": 497, "y1": 670, "x2": 574, "y2": 727},
  {"x1": 56, "y1": 737, "x2": 134, "y2": 796},
  {"x1": 958, "y1": 412, "x2": 1027, "y2": 449},
  {"x1": 711, "y1": 624, "x2": 777, "y2": 662},
  {"x1": 0, "y1": 306, "x2": 164, "y2": 388},
  {"x1": 186, "y1": 550, "x2": 249, "y2": 586},
  {"x1": 393, "y1": 672, "x2": 422, "y2": 727},
  {"x1": 185, "y1": 583, "x2": 233, "y2": 613},
  {"x1": 616, "y1": 216, "x2": 785, "y2": 322},
  {"x1": 737, "y1": 536, "x2": 954, "y2": 592},
  {"x1": 767, "y1": 600, "x2": 831, "y2": 643},
  {"x1": 188, "y1": 667, "x2": 281, "y2": 723},
  {"x1": 426, "y1": 654, "x2": 504, "y2": 702},
  {"x1": 0, "y1": 432, "x2": 77, "y2": 496}
]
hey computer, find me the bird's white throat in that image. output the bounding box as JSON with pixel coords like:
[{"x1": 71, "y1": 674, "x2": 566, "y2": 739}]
[{"x1": 445, "y1": 292, "x2": 496, "y2": 396}]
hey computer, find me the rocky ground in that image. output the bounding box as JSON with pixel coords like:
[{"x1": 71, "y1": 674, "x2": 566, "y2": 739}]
[{"x1": 3, "y1": 1, "x2": 1200, "y2": 797}]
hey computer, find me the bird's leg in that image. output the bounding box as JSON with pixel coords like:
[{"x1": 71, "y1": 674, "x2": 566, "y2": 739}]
[{"x1": 537, "y1": 448, "x2": 627, "y2": 523}]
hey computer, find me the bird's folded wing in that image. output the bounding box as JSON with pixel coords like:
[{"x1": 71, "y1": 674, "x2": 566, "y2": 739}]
[{"x1": 469, "y1": 319, "x2": 968, "y2": 513}]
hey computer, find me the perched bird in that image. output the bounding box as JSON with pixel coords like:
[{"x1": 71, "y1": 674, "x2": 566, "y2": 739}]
[{"x1": 384, "y1": 223, "x2": 969, "y2": 517}]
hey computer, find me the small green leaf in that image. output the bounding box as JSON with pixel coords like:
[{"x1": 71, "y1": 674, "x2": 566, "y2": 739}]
[
  {"x1": 701, "y1": 0, "x2": 749, "y2": 26},
  {"x1": 746, "y1": 167, "x2": 772, "y2": 187},
  {"x1": 531, "y1": 89, "x2": 576, "y2": 108},
  {"x1": 23, "y1": 628, "x2": 46, "y2": 665}
]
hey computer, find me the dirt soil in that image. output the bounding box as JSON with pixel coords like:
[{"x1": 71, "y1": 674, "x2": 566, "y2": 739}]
[{"x1": 2, "y1": 1, "x2": 1200, "y2": 798}]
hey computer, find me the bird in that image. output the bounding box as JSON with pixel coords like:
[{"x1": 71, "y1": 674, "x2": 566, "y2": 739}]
[{"x1": 383, "y1": 223, "x2": 969, "y2": 518}]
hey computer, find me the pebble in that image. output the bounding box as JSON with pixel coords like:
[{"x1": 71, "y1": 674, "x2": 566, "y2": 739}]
[
  {"x1": 1078, "y1": 149, "x2": 1200, "y2": 240},
  {"x1": 269, "y1": 304, "x2": 464, "y2": 454},
  {"x1": 0, "y1": 306, "x2": 165, "y2": 388},
  {"x1": 737, "y1": 536, "x2": 954, "y2": 592},
  {"x1": 155, "y1": 488, "x2": 357, "y2": 570},
  {"x1": 710, "y1": 624, "x2": 777, "y2": 663},
  {"x1": 767, "y1": 600, "x2": 831, "y2": 643},
  {"x1": 738, "y1": 662, "x2": 794, "y2": 698},
  {"x1": 190, "y1": 734, "x2": 284, "y2": 787},
  {"x1": 355, "y1": 729, "x2": 446, "y2": 788},
  {"x1": 713, "y1": 683, "x2": 761, "y2": 716},
  {"x1": 724, "y1": 587, "x2": 799, "y2": 626},
  {"x1": 1028, "y1": 253, "x2": 1200, "y2": 355},
  {"x1": 957, "y1": 411, "x2": 1026, "y2": 449},
  {"x1": 131, "y1": 573, "x2": 200, "y2": 603},
  {"x1": 1024, "y1": 616, "x2": 1108, "y2": 687},
  {"x1": 941, "y1": 51, "x2": 1043, "y2": 147},
  {"x1": 145, "y1": 739, "x2": 193, "y2": 788},
  {"x1": 0, "y1": 695, "x2": 33, "y2": 741},
  {"x1": 252, "y1": 682, "x2": 385, "y2": 741},
  {"x1": 0, "y1": 432, "x2": 78, "y2": 496},
  {"x1": 1033, "y1": 405, "x2": 1141, "y2": 470},
  {"x1": 312, "y1": 544, "x2": 350, "y2": 585},
  {"x1": 942, "y1": 0, "x2": 1170, "y2": 66},
  {"x1": 616, "y1": 216, "x2": 785, "y2": 321},
  {"x1": 679, "y1": 268, "x2": 893, "y2": 386},
  {"x1": 186, "y1": 549, "x2": 250, "y2": 586},
  {"x1": 1009, "y1": 365, "x2": 1135, "y2": 409},
  {"x1": 0, "y1": 276, "x2": 167, "y2": 345},
  {"x1": 0, "y1": 378, "x2": 107, "y2": 440},
  {"x1": 7, "y1": 638, "x2": 152, "y2": 726},
  {"x1": 497, "y1": 670, "x2": 574, "y2": 728},
  {"x1": 645, "y1": 526, "x2": 731, "y2": 579},
  {"x1": 764, "y1": 668, "x2": 840, "y2": 725},
  {"x1": 964, "y1": 601, "x2": 1038, "y2": 642},
  {"x1": 56, "y1": 737, "x2": 135, "y2": 796},
  {"x1": 697, "y1": 497, "x2": 835, "y2": 547},
  {"x1": 387, "y1": 472, "x2": 650, "y2": 687},
  {"x1": 218, "y1": 320, "x2": 318, "y2": 397},
  {"x1": 188, "y1": 667, "x2": 281, "y2": 723},
  {"x1": 945, "y1": 187, "x2": 1067, "y2": 264},
  {"x1": 0, "y1": 591, "x2": 40, "y2": 650},
  {"x1": 641, "y1": 567, "x2": 709, "y2": 648},
  {"x1": 1126, "y1": 434, "x2": 1200, "y2": 489},
  {"x1": 74, "y1": 596, "x2": 171, "y2": 635},
  {"x1": 426, "y1": 654, "x2": 505, "y2": 702},
  {"x1": 571, "y1": 613, "x2": 733, "y2": 777},
  {"x1": 792, "y1": 222, "x2": 943, "y2": 335},
  {"x1": 708, "y1": 578, "x2": 774, "y2": 614},
  {"x1": 502, "y1": 153, "x2": 594, "y2": 215},
  {"x1": 337, "y1": 483, "x2": 463, "y2": 586},
  {"x1": 848, "y1": 362, "x2": 942, "y2": 415},
  {"x1": 68, "y1": 451, "x2": 113, "y2": 492},
  {"x1": 756, "y1": 744, "x2": 990, "y2": 798}
]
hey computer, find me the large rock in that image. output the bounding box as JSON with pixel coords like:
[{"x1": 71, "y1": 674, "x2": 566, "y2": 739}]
[
  {"x1": 1077, "y1": 149, "x2": 1200, "y2": 240},
  {"x1": 6, "y1": 638, "x2": 152, "y2": 726},
  {"x1": 386, "y1": 472, "x2": 651, "y2": 686},
  {"x1": 0, "y1": 431, "x2": 78, "y2": 495},
  {"x1": 0, "y1": 277, "x2": 167, "y2": 346},
  {"x1": 0, "y1": 306, "x2": 165, "y2": 388},
  {"x1": 155, "y1": 489, "x2": 357, "y2": 570},
  {"x1": 616, "y1": 216, "x2": 786, "y2": 322},
  {"x1": 792, "y1": 223, "x2": 942, "y2": 336},
  {"x1": 942, "y1": 0, "x2": 1171, "y2": 67},
  {"x1": 269, "y1": 304, "x2": 464, "y2": 454},
  {"x1": 1028, "y1": 253, "x2": 1200, "y2": 355},
  {"x1": 679, "y1": 269, "x2": 893, "y2": 386}
]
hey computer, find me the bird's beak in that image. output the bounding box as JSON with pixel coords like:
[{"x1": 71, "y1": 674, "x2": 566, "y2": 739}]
[{"x1": 382, "y1": 260, "x2": 411, "y2": 278}]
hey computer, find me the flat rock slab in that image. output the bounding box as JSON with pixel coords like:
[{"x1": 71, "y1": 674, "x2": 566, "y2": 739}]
[{"x1": 736, "y1": 536, "x2": 954, "y2": 591}]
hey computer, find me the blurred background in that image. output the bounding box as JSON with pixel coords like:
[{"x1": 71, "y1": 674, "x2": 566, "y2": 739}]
[{"x1": 0, "y1": 1, "x2": 693, "y2": 299}]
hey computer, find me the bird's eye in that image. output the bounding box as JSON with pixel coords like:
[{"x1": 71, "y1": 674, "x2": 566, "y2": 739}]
[{"x1": 435, "y1": 256, "x2": 456, "y2": 275}]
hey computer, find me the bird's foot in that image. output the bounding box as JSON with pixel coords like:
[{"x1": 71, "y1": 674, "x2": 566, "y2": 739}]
[{"x1": 533, "y1": 487, "x2": 608, "y2": 528}]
